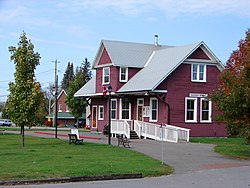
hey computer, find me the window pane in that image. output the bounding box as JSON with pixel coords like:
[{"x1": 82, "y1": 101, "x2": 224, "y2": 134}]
[
  {"x1": 187, "y1": 111, "x2": 194, "y2": 120},
  {"x1": 192, "y1": 64, "x2": 198, "y2": 80},
  {"x1": 199, "y1": 65, "x2": 204, "y2": 80},
  {"x1": 152, "y1": 110, "x2": 157, "y2": 120},
  {"x1": 202, "y1": 100, "x2": 209, "y2": 110},
  {"x1": 186, "y1": 99, "x2": 195, "y2": 121},
  {"x1": 202, "y1": 111, "x2": 209, "y2": 120}
]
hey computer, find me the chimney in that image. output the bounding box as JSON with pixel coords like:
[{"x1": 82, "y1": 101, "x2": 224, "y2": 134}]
[{"x1": 154, "y1": 34, "x2": 158, "y2": 46}]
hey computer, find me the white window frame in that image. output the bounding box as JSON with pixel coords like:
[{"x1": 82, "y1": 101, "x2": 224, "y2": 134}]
[
  {"x1": 111, "y1": 99, "x2": 117, "y2": 120},
  {"x1": 66, "y1": 105, "x2": 69, "y2": 112},
  {"x1": 119, "y1": 98, "x2": 131, "y2": 120},
  {"x1": 150, "y1": 98, "x2": 158, "y2": 122},
  {"x1": 191, "y1": 64, "x2": 206, "y2": 82},
  {"x1": 200, "y1": 98, "x2": 212, "y2": 123},
  {"x1": 102, "y1": 67, "x2": 110, "y2": 84},
  {"x1": 98, "y1": 105, "x2": 104, "y2": 120},
  {"x1": 185, "y1": 97, "x2": 197, "y2": 123},
  {"x1": 59, "y1": 104, "x2": 62, "y2": 112},
  {"x1": 119, "y1": 67, "x2": 128, "y2": 82}
]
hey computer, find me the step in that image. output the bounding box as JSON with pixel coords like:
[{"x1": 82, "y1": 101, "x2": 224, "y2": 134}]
[{"x1": 130, "y1": 131, "x2": 139, "y2": 139}]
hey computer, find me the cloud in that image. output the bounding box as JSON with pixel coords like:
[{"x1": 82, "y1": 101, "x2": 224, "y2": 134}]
[
  {"x1": 31, "y1": 36, "x2": 95, "y2": 50},
  {"x1": 57, "y1": 0, "x2": 250, "y2": 18}
]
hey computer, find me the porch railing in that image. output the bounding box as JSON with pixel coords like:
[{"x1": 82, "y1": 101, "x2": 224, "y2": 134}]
[
  {"x1": 134, "y1": 120, "x2": 190, "y2": 143},
  {"x1": 111, "y1": 120, "x2": 131, "y2": 139}
]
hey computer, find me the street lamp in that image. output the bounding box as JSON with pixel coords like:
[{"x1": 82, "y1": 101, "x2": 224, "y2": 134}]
[{"x1": 107, "y1": 85, "x2": 112, "y2": 145}]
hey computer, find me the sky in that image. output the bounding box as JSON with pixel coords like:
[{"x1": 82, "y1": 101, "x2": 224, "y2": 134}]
[{"x1": 0, "y1": 0, "x2": 250, "y2": 102}]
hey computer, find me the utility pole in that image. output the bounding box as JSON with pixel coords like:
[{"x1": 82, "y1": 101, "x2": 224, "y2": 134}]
[{"x1": 53, "y1": 59, "x2": 59, "y2": 138}]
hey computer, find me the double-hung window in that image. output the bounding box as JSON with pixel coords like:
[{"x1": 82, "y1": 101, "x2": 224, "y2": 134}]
[
  {"x1": 119, "y1": 67, "x2": 128, "y2": 82},
  {"x1": 103, "y1": 67, "x2": 110, "y2": 84},
  {"x1": 150, "y1": 98, "x2": 158, "y2": 122},
  {"x1": 98, "y1": 105, "x2": 104, "y2": 120},
  {"x1": 200, "y1": 98, "x2": 212, "y2": 122},
  {"x1": 191, "y1": 64, "x2": 206, "y2": 82},
  {"x1": 120, "y1": 99, "x2": 131, "y2": 120},
  {"x1": 111, "y1": 99, "x2": 117, "y2": 120},
  {"x1": 185, "y1": 97, "x2": 197, "y2": 122}
]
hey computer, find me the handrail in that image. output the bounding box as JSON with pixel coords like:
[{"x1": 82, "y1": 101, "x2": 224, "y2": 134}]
[{"x1": 111, "y1": 120, "x2": 131, "y2": 139}]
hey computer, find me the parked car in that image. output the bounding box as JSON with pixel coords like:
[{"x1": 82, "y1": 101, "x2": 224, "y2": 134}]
[
  {"x1": 0, "y1": 119, "x2": 13, "y2": 127},
  {"x1": 74, "y1": 120, "x2": 86, "y2": 128}
]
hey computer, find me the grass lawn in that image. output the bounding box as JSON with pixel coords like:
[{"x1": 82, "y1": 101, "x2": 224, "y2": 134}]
[
  {"x1": 0, "y1": 134, "x2": 173, "y2": 180},
  {"x1": 190, "y1": 137, "x2": 250, "y2": 160}
]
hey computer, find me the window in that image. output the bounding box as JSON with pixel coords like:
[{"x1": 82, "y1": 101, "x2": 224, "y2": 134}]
[
  {"x1": 59, "y1": 104, "x2": 62, "y2": 112},
  {"x1": 185, "y1": 97, "x2": 197, "y2": 122},
  {"x1": 66, "y1": 105, "x2": 69, "y2": 112},
  {"x1": 98, "y1": 106, "x2": 104, "y2": 120},
  {"x1": 119, "y1": 67, "x2": 128, "y2": 82},
  {"x1": 111, "y1": 99, "x2": 117, "y2": 120},
  {"x1": 200, "y1": 98, "x2": 212, "y2": 122},
  {"x1": 120, "y1": 99, "x2": 131, "y2": 120},
  {"x1": 102, "y1": 67, "x2": 110, "y2": 84},
  {"x1": 191, "y1": 64, "x2": 206, "y2": 82},
  {"x1": 150, "y1": 98, "x2": 158, "y2": 122}
]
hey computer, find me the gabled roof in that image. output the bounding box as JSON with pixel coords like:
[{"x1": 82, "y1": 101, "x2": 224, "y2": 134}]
[
  {"x1": 75, "y1": 40, "x2": 223, "y2": 97},
  {"x1": 74, "y1": 77, "x2": 96, "y2": 97},
  {"x1": 118, "y1": 41, "x2": 223, "y2": 93},
  {"x1": 92, "y1": 40, "x2": 170, "y2": 68}
]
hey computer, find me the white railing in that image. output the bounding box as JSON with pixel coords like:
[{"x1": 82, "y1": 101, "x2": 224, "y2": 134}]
[
  {"x1": 111, "y1": 120, "x2": 131, "y2": 139},
  {"x1": 134, "y1": 120, "x2": 190, "y2": 143}
]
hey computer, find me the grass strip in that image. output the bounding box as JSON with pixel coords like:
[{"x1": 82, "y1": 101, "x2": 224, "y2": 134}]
[
  {"x1": 0, "y1": 134, "x2": 173, "y2": 180},
  {"x1": 190, "y1": 137, "x2": 250, "y2": 160}
]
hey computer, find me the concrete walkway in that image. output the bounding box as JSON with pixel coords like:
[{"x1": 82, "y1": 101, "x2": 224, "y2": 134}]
[{"x1": 3, "y1": 130, "x2": 250, "y2": 188}]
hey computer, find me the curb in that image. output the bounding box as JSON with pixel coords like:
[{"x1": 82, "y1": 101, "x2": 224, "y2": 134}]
[{"x1": 0, "y1": 173, "x2": 143, "y2": 186}]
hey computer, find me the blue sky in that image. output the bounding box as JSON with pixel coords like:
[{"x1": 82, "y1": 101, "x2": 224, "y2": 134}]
[{"x1": 0, "y1": 0, "x2": 250, "y2": 101}]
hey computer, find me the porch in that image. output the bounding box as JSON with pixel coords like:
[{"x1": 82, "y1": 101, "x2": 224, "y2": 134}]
[{"x1": 111, "y1": 120, "x2": 190, "y2": 143}]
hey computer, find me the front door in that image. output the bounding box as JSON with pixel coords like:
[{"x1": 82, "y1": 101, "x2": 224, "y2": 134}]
[
  {"x1": 92, "y1": 106, "x2": 97, "y2": 129},
  {"x1": 137, "y1": 99, "x2": 144, "y2": 121}
]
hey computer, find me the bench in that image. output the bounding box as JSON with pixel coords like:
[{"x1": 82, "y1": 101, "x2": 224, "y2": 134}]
[
  {"x1": 0, "y1": 130, "x2": 5, "y2": 135},
  {"x1": 117, "y1": 134, "x2": 130, "y2": 148},
  {"x1": 68, "y1": 133, "x2": 83, "y2": 144}
]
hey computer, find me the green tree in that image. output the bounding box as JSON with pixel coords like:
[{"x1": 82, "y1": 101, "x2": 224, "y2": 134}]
[
  {"x1": 211, "y1": 30, "x2": 250, "y2": 143},
  {"x1": 6, "y1": 32, "x2": 42, "y2": 146},
  {"x1": 65, "y1": 58, "x2": 91, "y2": 124},
  {"x1": 61, "y1": 62, "x2": 74, "y2": 90}
]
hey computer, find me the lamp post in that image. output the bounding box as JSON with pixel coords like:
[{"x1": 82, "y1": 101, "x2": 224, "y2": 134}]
[{"x1": 107, "y1": 85, "x2": 112, "y2": 145}]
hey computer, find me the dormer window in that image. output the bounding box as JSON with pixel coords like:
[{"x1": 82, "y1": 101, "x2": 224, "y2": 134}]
[
  {"x1": 191, "y1": 64, "x2": 206, "y2": 82},
  {"x1": 119, "y1": 67, "x2": 128, "y2": 82},
  {"x1": 102, "y1": 67, "x2": 110, "y2": 84}
]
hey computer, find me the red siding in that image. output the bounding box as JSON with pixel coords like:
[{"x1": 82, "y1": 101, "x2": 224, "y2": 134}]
[
  {"x1": 156, "y1": 64, "x2": 227, "y2": 137},
  {"x1": 188, "y1": 47, "x2": 210, "y2": 60},
  {"x1": 97, "y1": 48, "x2": 112, "y2": 66}
]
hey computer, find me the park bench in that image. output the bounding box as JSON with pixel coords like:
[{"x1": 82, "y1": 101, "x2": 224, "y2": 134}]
[
  {"x1": 68, "y1": 133, "x2": 83, "y2": 144},
  {"x1": 117, "y1": 134, "x2": 130, "y2": 148},
  {"x1": 0, "y1": 129, "x2": 5, "y2": 135}
]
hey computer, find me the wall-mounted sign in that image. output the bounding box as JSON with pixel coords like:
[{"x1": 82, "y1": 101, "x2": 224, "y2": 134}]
[
  {"x1": 189, "y1": 93, "x2": 208, "y2": 98},
  {"x1": 143, "y1": 106, "x2": 150, "y2": 117}
]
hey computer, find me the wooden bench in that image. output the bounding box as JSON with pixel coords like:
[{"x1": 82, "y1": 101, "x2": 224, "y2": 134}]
[
  {"x1": 0, "y1": 130, "x2": 5, "y2": 135},
  {"x1": 68, "y1": 133, "x2": 83, "y2": 144},
  {"x1": 117, "y1": 134, "x2": 130, "y2": 148}
]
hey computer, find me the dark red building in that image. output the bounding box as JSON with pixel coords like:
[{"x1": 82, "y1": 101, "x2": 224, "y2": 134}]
[{"x1": 75, "y1": 39, "x2": 227, "y2": 137}]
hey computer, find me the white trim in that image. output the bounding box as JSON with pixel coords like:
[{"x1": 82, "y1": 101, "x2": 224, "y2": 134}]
[
  {"x1": 119, "y1": 98, "x2": 131, "y2": 120},
  {"x1": 144, "y1": 51, "x2": 155, "y2": 67},
  {"x1": 149, "y1": 98, "x2": 158, "y2": 122},
  {"x1": 185, "y1": 97, "x2": 197, "y2": 123},
  {"x1": 200, "y1": 98, "x2": 212, "y2": 123},
  {"x1": 98, "y1": 105, "x2": 104, "y2": 120},
  {"x1": 102, "y1": 67, "x2": 110, "y2": 85},
  {"x1": 59, "y1": 104, "x2": 62, "y2": 112},
  {"x1": 119, "y1": 67, "x2": 128, "y2": 82},
  {"x1": 191, "y1": 64, "x2": 207, "y2": 82},
  {"x1": 111, "y1": 99, "x2": 117, "y2": 120}
]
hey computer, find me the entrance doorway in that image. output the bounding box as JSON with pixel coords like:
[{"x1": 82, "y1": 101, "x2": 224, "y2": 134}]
[
  {"x1": 92, "y1": 106, "x2": 97, "y2": 129},
  {"x1": 137, "y1": 99, "x2": 144, "y2": 121}
]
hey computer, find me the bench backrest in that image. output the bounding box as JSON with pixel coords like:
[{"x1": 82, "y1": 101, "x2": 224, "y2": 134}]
[{"x1": 70, "y1": 129, "x2": 80, "y2": 139}]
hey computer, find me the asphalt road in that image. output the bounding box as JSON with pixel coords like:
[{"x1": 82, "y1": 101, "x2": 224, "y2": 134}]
[{"x1": 2, "y1": 130, "x2": 250, "y2": 188}]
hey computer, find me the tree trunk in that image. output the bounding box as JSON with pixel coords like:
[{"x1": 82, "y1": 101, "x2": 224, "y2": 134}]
[{"x1": 21, "y1": 125, "x2": 25, "y2": 147}]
